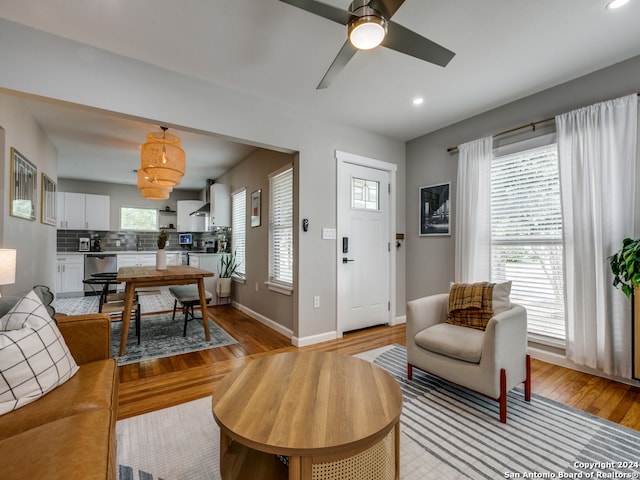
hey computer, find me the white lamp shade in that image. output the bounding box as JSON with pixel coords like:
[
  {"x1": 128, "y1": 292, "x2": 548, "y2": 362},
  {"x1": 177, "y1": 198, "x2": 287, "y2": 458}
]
[{"x1": 0, "y1": 249, "x2": 17, "y2": 286}]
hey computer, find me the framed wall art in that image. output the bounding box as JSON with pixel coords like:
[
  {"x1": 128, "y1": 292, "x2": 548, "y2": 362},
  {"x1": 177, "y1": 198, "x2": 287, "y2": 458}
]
[
  {"x1": 251, "y1": 189, "x2": 261, "y2": 227},
  {"x1": 10, "y1": 147, "x2": 37, "y2": 221},
  {"x1": 41, "y1": 173, "x2": 57, "y2": 226},
  {"x1": 419, "y1": 182, "x2": 451, "y2": 236}
]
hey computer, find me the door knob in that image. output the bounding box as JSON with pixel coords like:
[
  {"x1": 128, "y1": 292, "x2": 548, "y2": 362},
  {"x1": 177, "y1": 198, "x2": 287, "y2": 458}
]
[{"x1": 342, "y1": 257, "x2": 355, "y2": 264}]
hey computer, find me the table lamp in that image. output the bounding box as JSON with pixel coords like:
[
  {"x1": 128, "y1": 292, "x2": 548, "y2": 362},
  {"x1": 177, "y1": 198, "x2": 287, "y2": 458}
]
[{"x1": 0, "y1": 248, "x2": 17, "y2": 296}]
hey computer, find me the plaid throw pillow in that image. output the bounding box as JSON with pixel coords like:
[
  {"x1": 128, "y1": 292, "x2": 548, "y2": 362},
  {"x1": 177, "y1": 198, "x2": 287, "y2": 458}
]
[
  {"x1": 0, "y1": 290, "x2": 79, "y2": 415},
  {"x1": 447, "y1": 282, "x2": 495, "y2": 331}
]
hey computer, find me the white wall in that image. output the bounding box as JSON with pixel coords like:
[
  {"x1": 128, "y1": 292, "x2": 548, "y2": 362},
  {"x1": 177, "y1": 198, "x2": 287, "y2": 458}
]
[
  {"x1": 0, "y1": 93, "x2": 58, "y2": 295},
  {"x1": 0, "y1": 18, "x2": 406, "y2": 341},
  {"x1": 406, "y1": 54, "x2": 640, "y2": 302}
]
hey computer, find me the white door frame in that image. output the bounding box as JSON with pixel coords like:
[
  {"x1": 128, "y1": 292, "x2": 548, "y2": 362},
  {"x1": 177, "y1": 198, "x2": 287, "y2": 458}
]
[{"x1": 336, "y1": 150, "x2": 397, "y2": 337}]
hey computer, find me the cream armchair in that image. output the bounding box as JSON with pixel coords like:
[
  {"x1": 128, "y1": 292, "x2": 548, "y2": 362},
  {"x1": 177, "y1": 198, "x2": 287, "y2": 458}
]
[{"x1": 406, "y1": 293, "x2": 531, "y2": 423}]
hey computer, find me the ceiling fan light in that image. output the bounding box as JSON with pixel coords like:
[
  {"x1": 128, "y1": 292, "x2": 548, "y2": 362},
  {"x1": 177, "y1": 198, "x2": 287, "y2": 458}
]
[{"x1": 349, "y1": 15, "x2": 387, "y2": 50}]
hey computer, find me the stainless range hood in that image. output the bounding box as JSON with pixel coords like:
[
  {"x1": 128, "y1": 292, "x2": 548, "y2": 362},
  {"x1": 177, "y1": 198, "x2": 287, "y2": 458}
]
[{"x1": 190, "y1": 179, "x2": 214, "y2": 216}]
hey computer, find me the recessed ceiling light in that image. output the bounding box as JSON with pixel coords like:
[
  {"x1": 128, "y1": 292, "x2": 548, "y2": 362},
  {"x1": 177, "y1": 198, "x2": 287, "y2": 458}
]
[
  {"x1": 606, "y1": 0, "x2": 630, "y2": 9},
  {"x1": 413, "y1": 97, "x2": 424, "y2": 106}
]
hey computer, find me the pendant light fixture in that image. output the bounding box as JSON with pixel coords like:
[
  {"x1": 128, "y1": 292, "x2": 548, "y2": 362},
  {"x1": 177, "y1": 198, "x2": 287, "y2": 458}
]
[
  {"x1": 139, "y1": 126, "x2": 186, "y2": 187},
  {"x1": 137, "y1": 169, "x2": 173, "y2": 200}
]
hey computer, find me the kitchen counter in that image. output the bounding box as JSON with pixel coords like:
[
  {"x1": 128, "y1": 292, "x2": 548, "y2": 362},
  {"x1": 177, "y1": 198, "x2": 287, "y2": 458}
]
[{"x1": 57, "y1": 250, "x2": 188, "y2": 255}]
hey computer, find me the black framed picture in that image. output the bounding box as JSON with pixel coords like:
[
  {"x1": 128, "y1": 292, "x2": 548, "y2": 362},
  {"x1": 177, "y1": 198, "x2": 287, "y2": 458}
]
[
  {"x1": 10, "y1": 147, "x2": 37, "y2": 221},
  {"x1": 419, "y1": 183, "x2": 450, "y2": 236}
]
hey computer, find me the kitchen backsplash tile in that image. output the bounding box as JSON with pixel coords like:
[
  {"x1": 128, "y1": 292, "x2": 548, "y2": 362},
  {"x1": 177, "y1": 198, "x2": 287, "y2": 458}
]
[{"x1": 57, "y1": 228, "x2": 231, "y2": 253}]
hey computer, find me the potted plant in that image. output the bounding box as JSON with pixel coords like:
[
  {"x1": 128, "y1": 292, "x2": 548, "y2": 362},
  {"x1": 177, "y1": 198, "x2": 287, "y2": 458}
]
[
  {"x1": 609, "y1": 237, "x2": 640, "y2": 380},
  {"x1": 609, "y1": 237, "x2": 640, "y2": 298},
  {"x1": 217, "y1": 251, "x2": 240, "y2": 298},
  {"x1": 156, "y1": 229, "x2": 168, "y2": 270}
]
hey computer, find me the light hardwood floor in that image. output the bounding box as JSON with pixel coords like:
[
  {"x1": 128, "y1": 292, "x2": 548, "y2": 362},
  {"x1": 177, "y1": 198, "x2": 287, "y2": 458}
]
[{"x1": 117, "y1": 305, "x2": 640, "y2": 431}]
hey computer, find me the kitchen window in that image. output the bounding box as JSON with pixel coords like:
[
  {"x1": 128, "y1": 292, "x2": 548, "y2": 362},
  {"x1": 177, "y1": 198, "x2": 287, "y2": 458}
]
[
  {"x1": 491, "y1": 141, "x2": 565, "y2": 345},
  {"x1": 267, "y1": 165, "x2": 293, "y2": 294},
  {"x1": 120, "y1": 206, "x2": 158, "y2": 231},
  {"x1": 231, "y1": 188, "x2": 246, "y2": 277}
]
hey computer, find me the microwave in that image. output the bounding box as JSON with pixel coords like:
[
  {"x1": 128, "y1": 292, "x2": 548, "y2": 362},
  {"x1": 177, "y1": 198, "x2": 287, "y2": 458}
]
[{"x1": 178, "y1": 233, "x2": 193, "y2": 245}]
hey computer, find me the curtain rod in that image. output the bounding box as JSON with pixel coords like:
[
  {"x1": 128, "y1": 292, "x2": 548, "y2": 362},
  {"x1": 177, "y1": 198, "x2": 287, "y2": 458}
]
[{"x1": 446, "y1": 91, "x2": 640, "y2": 154}]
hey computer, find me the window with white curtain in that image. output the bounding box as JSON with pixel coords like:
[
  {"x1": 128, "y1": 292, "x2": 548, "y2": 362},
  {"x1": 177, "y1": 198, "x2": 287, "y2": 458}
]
[
  {"x1": 231, "y1": 188, "x2": 246, "y2": 277},
  {"x1": 268, "y1": 166, "x2": 294, "y2": 290},
  {"x1": 491, "y1": 143, "x2": 566, "y2": 344}
]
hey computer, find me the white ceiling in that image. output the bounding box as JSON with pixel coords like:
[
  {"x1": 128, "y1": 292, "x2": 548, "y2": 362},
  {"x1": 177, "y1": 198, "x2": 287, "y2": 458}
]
[{"x1": 2, "y1": 0, "x2": 640, "y2": 189}]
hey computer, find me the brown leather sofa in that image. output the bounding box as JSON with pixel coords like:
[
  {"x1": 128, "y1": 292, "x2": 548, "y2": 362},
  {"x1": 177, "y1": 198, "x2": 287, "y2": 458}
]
[{"x1": 0, "y1": 313, "x2": 118, "y2": 480}]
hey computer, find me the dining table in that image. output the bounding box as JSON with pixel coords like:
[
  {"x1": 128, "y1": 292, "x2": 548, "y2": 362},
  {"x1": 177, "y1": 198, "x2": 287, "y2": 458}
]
[{"x1": 115, "y1": 265, "x2": 214, "y2": 356}]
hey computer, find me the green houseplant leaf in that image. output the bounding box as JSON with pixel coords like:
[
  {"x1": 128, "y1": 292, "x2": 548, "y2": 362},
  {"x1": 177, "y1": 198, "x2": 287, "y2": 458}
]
[
  {"x1": 157, "y1": 229, "x2": 168, "y2": 249},
  {"x1": 609, "y1": 237, "x2": 640, "y2": 298},
  {"x1": 218, "y1": 251, "x2": 240, "y2": 278}
]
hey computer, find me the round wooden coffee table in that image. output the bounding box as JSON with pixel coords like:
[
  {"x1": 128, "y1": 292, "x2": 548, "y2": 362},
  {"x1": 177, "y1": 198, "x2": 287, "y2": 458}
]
[{"x1": 212, "y1": 351, "x2": 402, "y2": 480}]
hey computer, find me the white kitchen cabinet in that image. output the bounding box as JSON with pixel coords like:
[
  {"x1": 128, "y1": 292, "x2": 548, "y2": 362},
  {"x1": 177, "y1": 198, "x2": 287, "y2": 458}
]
[
  {"x1": 57, "y1": 192, "x2": 110, "y2": 230},
  {"x1": 210, "y1": 183, "x2": 230, "y2": 228},
  {"x1": 85, "y1": 194, "x2": 110, "y2": 230},
  {"x1": 166, "y1": 253, "x2": 180, "y2": 266},
  {"x1": 117, "y1": 253, "x2": 156, "y2": 268},
  {"x1": 55, "y1": 255, "x2": 85, "y2": 295},
  {"x1": 176, "y1": 200, "x2": 206, "y2": 232}
]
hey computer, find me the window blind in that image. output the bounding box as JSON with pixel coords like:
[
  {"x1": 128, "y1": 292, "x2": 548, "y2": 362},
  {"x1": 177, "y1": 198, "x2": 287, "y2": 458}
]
[
  {"x1": 491, "y1": 144, "x2": 566, "y2": 343},
  {"x1": 269, "y1": 166, "x2": 294, "y2": 285},
  {"x1": 231, "y1": 189, "x2": 246, "y2": 277}
]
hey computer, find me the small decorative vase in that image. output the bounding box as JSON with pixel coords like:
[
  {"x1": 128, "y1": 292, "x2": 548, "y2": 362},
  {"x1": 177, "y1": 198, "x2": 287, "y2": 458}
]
[{"x1": 156, "y1": 249, "x2": 167, "y2": 270}]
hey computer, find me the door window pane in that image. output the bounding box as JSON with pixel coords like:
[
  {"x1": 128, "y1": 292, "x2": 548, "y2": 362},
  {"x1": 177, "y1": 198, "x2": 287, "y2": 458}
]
[{"x1": 352, "y1": 177, "x2": 379, "y2": 210}]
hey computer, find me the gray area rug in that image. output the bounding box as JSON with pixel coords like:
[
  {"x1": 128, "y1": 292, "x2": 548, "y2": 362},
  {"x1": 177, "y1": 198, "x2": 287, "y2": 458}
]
[
  {"x1": 116, "y1": 346, "x2": 640, "y2": 480},
  {"x1": 52, "y1": 289, "x2": 176, "y2": 316},
  {"x1": 111, "y1": 313, "x2": 237, "y2": 365}
]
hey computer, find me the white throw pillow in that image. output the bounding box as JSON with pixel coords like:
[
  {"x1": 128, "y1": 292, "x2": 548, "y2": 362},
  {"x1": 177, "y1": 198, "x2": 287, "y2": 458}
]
[
  {"x1": 492, "y1": 281, "x2": 512, "y2": 314},
  {"x1": 0, "y1": 290, "x2": 79, "y2": 415},
  {"x1": 449, "y1": 281, "x2": 512, "y2": 314}
]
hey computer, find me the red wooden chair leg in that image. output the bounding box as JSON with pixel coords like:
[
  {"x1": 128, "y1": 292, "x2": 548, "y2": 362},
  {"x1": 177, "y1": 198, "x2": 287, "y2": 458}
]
[
  {"x1": 499, "y1": 368, "x2": 507, "y2": 423},
  {"x1": 407, "y1": 363, "x2": 413, "y2": 380},
  {"x1": 524, "y1": 354, "x2": 531, "y2": 402}
]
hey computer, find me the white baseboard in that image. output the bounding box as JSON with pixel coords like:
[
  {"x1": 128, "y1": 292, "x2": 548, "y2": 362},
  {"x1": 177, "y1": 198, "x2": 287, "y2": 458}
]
[
  {"x1": 392, "y1": 315, "x2": 406, "y2": 325},
  {"x1": 292, "y1": 331, "x2": 338, "y2": 347},
  {"x1": 231, "y1": 301, "x2": 293, "y2": 339},
  {"x1": 528, "y1": 346, "x2": 640, "y2": 387}
]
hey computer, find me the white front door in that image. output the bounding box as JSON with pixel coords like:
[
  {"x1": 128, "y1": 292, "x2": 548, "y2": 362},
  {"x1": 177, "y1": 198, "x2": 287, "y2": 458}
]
[{"x1": 337, "y1": 154, "x2": 393, "y2": 334}]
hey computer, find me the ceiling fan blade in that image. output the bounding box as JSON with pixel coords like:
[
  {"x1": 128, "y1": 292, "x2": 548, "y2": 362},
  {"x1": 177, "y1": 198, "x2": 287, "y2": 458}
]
[
  {"x1": 383, "y1": 20, "x2": 455, "y2": 67},
  {"x1": 279, "y1": 0, "x2": 353, "y2": 25},
  {"x1": 317, "y1": 40, "x2": 358, "y2": 89},
  {"x1": 367, "y1": 0, "x2": 406, "y2": 18}
]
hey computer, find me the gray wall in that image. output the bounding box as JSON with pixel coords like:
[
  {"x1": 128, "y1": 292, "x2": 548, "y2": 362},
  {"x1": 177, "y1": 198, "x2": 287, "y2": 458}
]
[
  {"x1": 406, "y1": 55, "x2": 640, "y2": 302},
  {"x1": 217, "y1": 149, "x2": 295, "y2": 331},
  {"x1": 0, "y1": 18, "x2": 406, "y2": 343},
  {"x1": 0, "y1": 93, "x2": 58, "y2": 295}
]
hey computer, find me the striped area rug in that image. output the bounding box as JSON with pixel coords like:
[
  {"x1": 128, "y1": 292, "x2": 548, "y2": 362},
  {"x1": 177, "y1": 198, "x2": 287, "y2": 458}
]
[
  {"x1": 117, "y1": 346, "x2": 640, "y2": 480},
  {"x1": 376, "y1": 345, "x2": 640, "y2": 480}
]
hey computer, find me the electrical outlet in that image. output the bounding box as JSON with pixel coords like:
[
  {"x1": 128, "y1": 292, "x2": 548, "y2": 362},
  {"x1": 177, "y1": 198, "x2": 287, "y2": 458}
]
[
  {"x1": 115, "y1": 240, "x2": 121, "y2": 247},
  {"x1": 313, "y1": 296, "x2": 320, "y2": 308}
]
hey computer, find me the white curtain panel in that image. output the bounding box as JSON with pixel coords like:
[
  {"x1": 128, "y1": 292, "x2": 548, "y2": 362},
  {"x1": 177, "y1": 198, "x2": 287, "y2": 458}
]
[
  {"x1": 454, "y1": 137, "x2": 493, "y2": 282},
  {"x1": 556, "y1": 94, "x2": 637, "y2": 378}
]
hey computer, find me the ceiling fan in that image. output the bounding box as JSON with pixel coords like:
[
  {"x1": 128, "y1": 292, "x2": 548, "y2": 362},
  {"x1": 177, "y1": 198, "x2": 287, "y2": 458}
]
[{"x1": 279, "y1": 0, "x2": 455, "y2": 89}]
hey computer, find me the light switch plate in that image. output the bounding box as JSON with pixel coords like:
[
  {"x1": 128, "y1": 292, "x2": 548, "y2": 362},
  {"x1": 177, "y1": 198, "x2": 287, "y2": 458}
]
[{"x1": 322, "y1": 228, "x2": 337, "y2": 240}]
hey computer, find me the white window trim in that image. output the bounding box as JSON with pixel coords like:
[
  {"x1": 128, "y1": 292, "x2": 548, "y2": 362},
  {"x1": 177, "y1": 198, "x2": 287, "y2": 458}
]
[
  {"x1": 231, "y1": 187, "x2": 247, "y2": 278},
  {"x1": 265, "y1": 280, "x2": 293, "y2": 296},
  {"x1": 268, "y1": 164, "x2": 294, "y2": 290}
]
